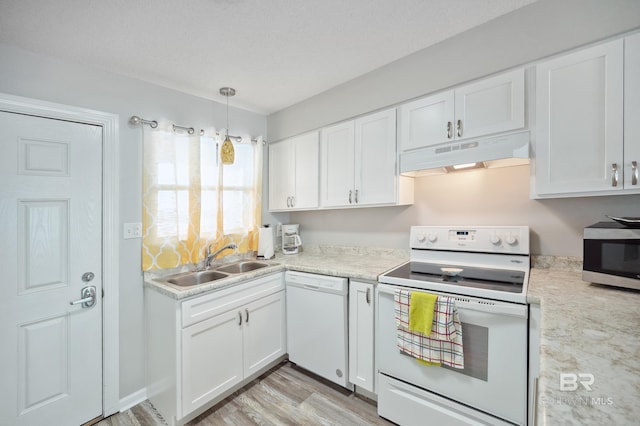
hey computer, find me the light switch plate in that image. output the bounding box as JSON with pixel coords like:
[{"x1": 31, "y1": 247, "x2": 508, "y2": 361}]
[{"x1": 123, "y1": 222, "x2": 142, "y2": 239}]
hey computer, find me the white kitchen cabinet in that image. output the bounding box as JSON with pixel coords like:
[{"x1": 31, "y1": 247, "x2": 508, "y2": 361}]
[
  {"x1": 624, "y1": 33, "x2": 640, "y2": 191},
  {"x1": 182, "y1": 289, "x2": 286, "y2": 416},
  {"x1": 400, "y1": 68, "x2": 525, "y2": 152},
  {"x1": 348, "y1": 280, "x2": 375, "y2": 393},
  {"x1": 242, "y1": 291, "x2": 287, "y2": 377},
  {"x1": 146, "y1": 272, "x2": 286, "y2": 425},
  {"x1": 181, "y1": 308, "x2": 244, "y2": 415},
  {"x1": 269, "y1": 131, "x2": 319, "y2": 211},
  {"x1": 320, "y1": 120, "x2": 355, "y2": 207},
  {"x1": 534, "y1": 39, "x2": 629, "y2": 197},
  {"x1": 321, "y1": 108, "x2": 413, "y2": 208}
]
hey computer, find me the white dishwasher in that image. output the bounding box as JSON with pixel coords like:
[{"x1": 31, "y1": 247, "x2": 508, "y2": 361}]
[{"x1": 285, "y1": 271, "x2": 351, "y2": 389}]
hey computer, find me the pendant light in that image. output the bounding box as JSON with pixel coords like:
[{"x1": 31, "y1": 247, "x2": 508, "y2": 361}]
[{"x1": 220, "y1": 87, "x2": 236, "y2": 165}]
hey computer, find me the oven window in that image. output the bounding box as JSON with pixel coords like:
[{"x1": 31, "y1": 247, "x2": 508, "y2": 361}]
[
  {"x1": 584, "y1": 239, "x2": 640, "y2": 278},
  {"x1": 442, "y1": 322, "x2": 488, "y2": 381}
]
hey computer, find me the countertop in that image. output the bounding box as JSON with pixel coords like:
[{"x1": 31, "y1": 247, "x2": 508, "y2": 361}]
[
  {"x1": 144, "y1": 248, "x2": 639, "y2": 424},
  {"x1": 527, "y1": 267, "x2": 640, "y2": 425},
  {"x1": 143, "y1": 246, "x2": 409, "y2": 300}
]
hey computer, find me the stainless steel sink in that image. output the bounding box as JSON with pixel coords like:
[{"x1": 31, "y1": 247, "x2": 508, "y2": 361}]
[
  {"x1": 165, "y1": 270, "x2": 229, "y2": 287},
  {"x1": 215, "y1": 261, "x2": 270, "y2": 274}
]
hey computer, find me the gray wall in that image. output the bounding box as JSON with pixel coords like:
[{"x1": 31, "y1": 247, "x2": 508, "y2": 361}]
[
  {"x1": 291, "y1": 166, "x2": 640, "y2": 257},
  {"x1": 271, "y1": 0, "x2": 640, "y2": 257},
  {"x1": 268, "y1": 0, "x2": 640, "y2": 141},
  {"x1": 0, "y1": 42, "x2": 268, "y2": 400}
]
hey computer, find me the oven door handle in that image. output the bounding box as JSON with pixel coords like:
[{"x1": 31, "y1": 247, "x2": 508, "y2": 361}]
[{"x1": 377, "y1": 284, "x2": 528, "y2": 319}]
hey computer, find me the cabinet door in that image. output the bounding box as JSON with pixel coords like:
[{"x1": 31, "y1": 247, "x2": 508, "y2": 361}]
[
  {"x1": 268, "y1": 140, "x2": 294, "y2": 211},
  {"x1": 454, "y1": 68, "x2": 525, "y2": 140},
  {"x1": 399, "y1": 91, "x2": 454, "y2": 152},
  {"x1": 242, "y1": 291, "x2": 287, "y2": 377},
  {"x1": 181, "y1": 309, "x2": 243, "y2": 415},
  {"x1": 535, "y1": 40, "x2": 624, "y2": 195},
  {"x1": 348, "y1": 281, "x2": 375, "y2": 393},
  {"x1": 292, "y1": 131, "x2": 320, "y2": 209},
  {"x1": 355, "y1": 108, "x2": 397, "y2": 206},
  {"x1": 625, "y1": 33, "x2": 640, "y2": 190},
  {"x1": 320, "y1": 121, "x2": 355, "y2": 207}
]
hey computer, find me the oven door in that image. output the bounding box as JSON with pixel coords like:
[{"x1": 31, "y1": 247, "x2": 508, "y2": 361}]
[{"x1": 376, "y1": 283, "x2": 528, "y2": 425}]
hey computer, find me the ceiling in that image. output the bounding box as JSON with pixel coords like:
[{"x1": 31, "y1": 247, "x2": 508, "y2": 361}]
[{"x1": 0, "y1": 0, "x2": 536, "y2": 114}]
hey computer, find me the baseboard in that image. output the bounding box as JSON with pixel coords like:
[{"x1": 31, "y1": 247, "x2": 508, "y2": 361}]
[{"x1": 119, "y1": 388, "x2": 148, "y2": 412}]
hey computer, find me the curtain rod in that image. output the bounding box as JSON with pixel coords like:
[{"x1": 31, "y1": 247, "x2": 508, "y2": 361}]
[{"x1": 129, "y1": 115, "x2": 266, "y2": 144}]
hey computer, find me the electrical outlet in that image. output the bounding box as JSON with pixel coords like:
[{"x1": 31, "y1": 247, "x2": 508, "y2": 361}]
[
  {"x1": 276, "y1": 223, "x2": 282, "y2": 237},
  {"x1": 123, "y1": 222, "x2": 142, "y2": 239}
]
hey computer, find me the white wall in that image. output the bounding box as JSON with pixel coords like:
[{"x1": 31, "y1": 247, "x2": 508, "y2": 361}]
[
  {"x1": 291, "y1": 166, "x2": 640, "y2": 257},
  {"x1": 271, "y1": 0, "x2": 640, "y2": 258},
  {"x1": 0, "y1": 43, "x2": 268, "y2": 400}
]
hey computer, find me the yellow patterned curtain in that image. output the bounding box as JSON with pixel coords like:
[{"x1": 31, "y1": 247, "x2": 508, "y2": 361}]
[{"x1": 142, "y1": 125, "x2": 262, "y2": 270}]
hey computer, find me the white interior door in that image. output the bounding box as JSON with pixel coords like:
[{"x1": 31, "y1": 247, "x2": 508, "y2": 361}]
[{"x1": 0, "y1": 112, "x2": 103, "y2": 426}]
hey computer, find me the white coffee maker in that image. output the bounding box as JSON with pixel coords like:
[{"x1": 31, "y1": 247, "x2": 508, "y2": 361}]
[{"x1": 282, "y1": 224, "x2": 302, "y2": 255}]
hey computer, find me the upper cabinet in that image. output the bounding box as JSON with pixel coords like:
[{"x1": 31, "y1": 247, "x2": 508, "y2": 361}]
[
  {"x1": 320, "y1": 108, "x2": 413, "y2": 208},
  {"x1": 269, "y1": 131, "x2": 319, "y2": 212},
  {"x1": 400, "y1": 68, "x2": 525, "y2": 152},
  {"x1": 533, "y1": 38, "x2": 639, "y2": 197},
  {"x1": 624, "y1": 33, "x2": 640, "y2": 191}
]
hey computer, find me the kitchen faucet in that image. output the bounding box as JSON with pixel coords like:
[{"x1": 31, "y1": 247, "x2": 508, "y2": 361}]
[{"x1": 204, "y1": 243, "x2": 238, "y2": 268}]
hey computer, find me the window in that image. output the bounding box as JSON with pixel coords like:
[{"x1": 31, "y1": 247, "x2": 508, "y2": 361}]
[{"x1": 142, "y1": 127, "x2": 262, "y2": 270}]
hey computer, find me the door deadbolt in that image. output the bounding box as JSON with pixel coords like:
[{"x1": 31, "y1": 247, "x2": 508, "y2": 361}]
[{"x1": 82, "y1": 272, "x2": 95, "y2": 282}]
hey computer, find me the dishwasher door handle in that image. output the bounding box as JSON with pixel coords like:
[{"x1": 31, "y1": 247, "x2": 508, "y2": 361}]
[{"x1": 303, "y1": 284, "x2": 320, "y2": 290}]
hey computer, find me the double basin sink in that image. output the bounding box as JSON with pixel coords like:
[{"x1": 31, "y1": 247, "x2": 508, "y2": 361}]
[{"x1": 162, "y1": 261, "x2": 272, "y2": 287}]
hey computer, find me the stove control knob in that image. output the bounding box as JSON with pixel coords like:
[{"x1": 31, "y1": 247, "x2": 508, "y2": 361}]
[
  {"x1": 428, "y1": 234, "x2": 438, "y2": 243},
  {"x1": 506, "y1": 235, "x2": 518, "y2": 245},
  {"x1": 490, "y1": 235, "x2": 502, "y2": 245},
  {"x1": 416, "y1": 234, "x2": 426, "y2": 243}
]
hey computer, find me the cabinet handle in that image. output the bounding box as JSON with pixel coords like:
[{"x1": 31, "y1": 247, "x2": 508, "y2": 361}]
[
  {"x1": 456, "y1": 119, "x2": 463, "y2": 137},
  {"x1": 611, "y1": 163, "x2": 619, "y2": 187},
  {"x1": 238, "y1": 311, "x2": 243, "y2": 326},
  {"x1": 291, "y1": 196, "x2": 295, "y2": 207},
  {"x1": 532, "y1": 377, "x2": 539, "y2": 426},
  {"x1": 366, "y1": 287, "x2": 371, "y2": 305},
  {"x1": 446, "y1": 121, "x2": 453, "y2": 139},
  {"x1": 245, "y1": 308, "x2": 249, "y2": 323},
  {"x1": 354, "y1": 189, "x2": 359, "y2": 204},
  {"x1": 348, "y1": 190, "x2": 352, "y2": 204},
  {"x1": 632, "y1": 161, "x2": 638, "y2": 186}
]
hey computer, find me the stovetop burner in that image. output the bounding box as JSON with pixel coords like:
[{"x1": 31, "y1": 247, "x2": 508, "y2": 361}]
[
  {"x1": 379, "y1": 225, "x2": 531, "y2": 304},
  {"x1": 384, "y1": 262, "x2": 524, "y2": 294}
]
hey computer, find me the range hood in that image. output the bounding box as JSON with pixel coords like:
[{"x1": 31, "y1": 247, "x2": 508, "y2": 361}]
[{"x1": 400, "y1": 131, "x2": 530, "y2": 177}]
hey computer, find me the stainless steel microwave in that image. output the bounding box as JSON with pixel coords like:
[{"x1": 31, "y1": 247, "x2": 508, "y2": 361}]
[{"x1": 583, "y1": 222, "x2": 640, "y2": 290}]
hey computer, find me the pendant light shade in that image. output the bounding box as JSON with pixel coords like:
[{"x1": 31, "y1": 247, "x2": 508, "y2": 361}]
[{"x1": 220, "y1": 87, "x2": 236, "y2": 165}]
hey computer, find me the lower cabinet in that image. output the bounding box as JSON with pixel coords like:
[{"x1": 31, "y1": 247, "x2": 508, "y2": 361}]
[
  {"x1": 348, "y1": 280, "x2": 375, "y2": 393},
  {"x1": 146, "y1": 272, "x2": 286, "y2": 425}
]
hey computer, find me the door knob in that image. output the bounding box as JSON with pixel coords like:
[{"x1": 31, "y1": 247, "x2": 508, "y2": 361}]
[{"x1": 70, "y1": 286, "x2": 97, "y2": 308}]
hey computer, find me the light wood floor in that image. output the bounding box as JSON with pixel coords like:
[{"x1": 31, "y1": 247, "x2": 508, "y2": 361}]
[{"x1": 98, "y1": 362, "x2": 393, "y2": 426}]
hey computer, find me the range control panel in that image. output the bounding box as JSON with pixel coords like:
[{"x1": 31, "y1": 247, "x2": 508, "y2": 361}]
[{"x1": 410, "y1": 225, "x2": 530, "y2": 255}]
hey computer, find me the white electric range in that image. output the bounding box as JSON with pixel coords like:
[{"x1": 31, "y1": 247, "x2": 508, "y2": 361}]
[{"x1": 377, "y1": 225, "x2": 530, "y2": 426}]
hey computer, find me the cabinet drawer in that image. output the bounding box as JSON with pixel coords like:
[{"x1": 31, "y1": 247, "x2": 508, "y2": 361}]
[{"x1": 181, "y1": 273, "x2": 284, "y2": 328}]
